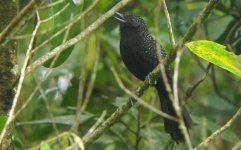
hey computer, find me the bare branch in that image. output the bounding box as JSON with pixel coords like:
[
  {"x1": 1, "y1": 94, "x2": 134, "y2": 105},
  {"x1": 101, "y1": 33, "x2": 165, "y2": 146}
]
[
  {"x1": 166, "y1": 0, "x2": 220, "y2": 66},
  {"x1": 0, "y1": 10, "x2": 41, "y2": 144},
  {"x1": 40, "y1": 3, "x2": 70, "y2": 23},
  {"x1": 210, "y1": 66, "x2": 235, "y2": 105},
  {"x1": 185, "y1": 63, "x2": 212, "y2": 100},
  {"x1": 231, "y1": 140, "x2": 241, "y2": 150},
  {"x1": 0, "y1": 0, "x2": 40, "y2": 44},
  {"x1": 82, "y1": 64, "x2": 177, "y2": 145},
  {"x1": 85, "y1": 111, "x2": 107, "y2": 137},
  {"x1": 39, "y1": 0, "x2": 67, "y2": 10},
  {"x1": 81, "y1": 0, "x2": 219, "y2": 143},
  {"x1": 161, "y1": 0, "x2": 192, "y2": 148},
  {"x1": 32, "y1": 0, "x2": 100, "y2": 54},
  {"x1": 26, "y1": 0, "x2": 132, "y2": 74},
  {"x1": 173, "y1": 43, "x2": 192, "y2": 150},
  {"x1": 193, "y1": 107, "x2": 241, "y2": 150},
  {"x1": 71, "y1": 37, "x2": 100, "y2": 132},
  {"x1": 110, "y1": 66, "x2": 178, "y2": 121},
  {"x1": 134, "y1": 107, "x2": 142, "y2": 150},
  {"x1": 161, "y1": 0, "x2": 176, "y2": 48}
]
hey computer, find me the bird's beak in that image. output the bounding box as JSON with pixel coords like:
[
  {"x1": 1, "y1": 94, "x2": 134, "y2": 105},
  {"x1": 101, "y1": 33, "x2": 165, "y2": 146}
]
[{"x1": 114, "y1": 12, "x2": 126, "y2": 23}]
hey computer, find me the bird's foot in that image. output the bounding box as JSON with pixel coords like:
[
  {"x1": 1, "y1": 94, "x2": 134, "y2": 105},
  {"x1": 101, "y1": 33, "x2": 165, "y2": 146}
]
[
  {"x1": 128, "y1": 97, "x2": 135, "y2": 106},
  {"x1": 145, "y1": 73, "x2": 157, "y2": 86}
]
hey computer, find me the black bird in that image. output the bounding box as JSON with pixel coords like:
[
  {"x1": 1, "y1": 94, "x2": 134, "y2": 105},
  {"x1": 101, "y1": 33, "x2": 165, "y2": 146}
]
[{"x1": 115, "y1": 12, "x2": 193, "y2": 143}]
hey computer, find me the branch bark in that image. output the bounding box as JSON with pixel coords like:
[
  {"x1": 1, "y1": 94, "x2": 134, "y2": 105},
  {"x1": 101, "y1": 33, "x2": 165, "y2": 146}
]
[
  {"x1": 82, "y1": 0, "x2": 220, "y2": 146},
  {"x1": 0, "y1": 1, "x2": 18, "y2": 149},
  {"x1": 0, "y1": 0, "x2": 40, "y2": 44},
  {"x1": 193, "y1": 107, "x2": 241, "y2": 150},
  {"x1": 26, "y1": 0, "x2": 132, "y2": 74}
]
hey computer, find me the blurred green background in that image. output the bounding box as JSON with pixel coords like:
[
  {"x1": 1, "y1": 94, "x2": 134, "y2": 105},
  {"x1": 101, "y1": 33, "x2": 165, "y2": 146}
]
[{"x1": 5, "y1": 0, "x2": 241, "y2": 149}]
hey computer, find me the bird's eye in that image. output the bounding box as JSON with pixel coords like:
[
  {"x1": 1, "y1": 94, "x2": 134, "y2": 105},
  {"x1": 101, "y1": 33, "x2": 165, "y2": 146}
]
[{"x1": 130, "y1": 19, "x2": 139, "y2": 27}]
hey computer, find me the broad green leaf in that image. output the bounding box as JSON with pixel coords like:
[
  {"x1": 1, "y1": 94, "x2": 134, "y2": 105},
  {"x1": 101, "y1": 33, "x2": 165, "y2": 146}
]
[
  {"x1": 43, "y1": 2, "x2": 82, "y2": 68},
  {"x1": 40, "y1": 141, "x2": 52, "y2": 150},
  {"x1": 86, "y1": 34, "x2": 97, "y2": 70},
  {"x1": 16, "y1": 114, "x2": 94, "y2": 126},
  {"x1": 0, "y1": 115, "x2": 7, "y2": 133},
  {"x1": 186, "y1": 40, "x2": 241, "y2": 78}
]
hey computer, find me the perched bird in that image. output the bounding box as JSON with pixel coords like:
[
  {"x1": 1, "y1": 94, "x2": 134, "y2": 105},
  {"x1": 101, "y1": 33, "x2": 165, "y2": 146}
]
[{"x1": 115, "y1": 12, "x2": 193, "y2": 143}]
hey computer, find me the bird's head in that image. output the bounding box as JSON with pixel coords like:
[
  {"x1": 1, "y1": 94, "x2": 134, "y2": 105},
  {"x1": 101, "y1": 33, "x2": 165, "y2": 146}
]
[{"x1": 114, "y1": 12, "x2": 148, "y2": 35}]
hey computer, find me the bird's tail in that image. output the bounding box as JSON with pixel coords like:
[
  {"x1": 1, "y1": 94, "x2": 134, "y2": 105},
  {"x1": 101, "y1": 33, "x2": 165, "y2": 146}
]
[{"x1": 155, "y1": 80, "x2": 193, "y2": 143}]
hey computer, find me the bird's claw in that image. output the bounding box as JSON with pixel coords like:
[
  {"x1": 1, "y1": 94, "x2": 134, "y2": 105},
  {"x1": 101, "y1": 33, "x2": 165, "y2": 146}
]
[
  {"x1": 128, "y1": 97, "x2": 134, "y2": 106},
  {"x1": 145, "y1": 74, "x2": 157, "y2": 86}
]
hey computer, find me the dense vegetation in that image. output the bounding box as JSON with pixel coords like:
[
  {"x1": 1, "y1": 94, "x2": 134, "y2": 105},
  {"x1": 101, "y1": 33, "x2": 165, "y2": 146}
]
[{"x1": 0, "y1": 0, "x2": 241, "y2": 149}]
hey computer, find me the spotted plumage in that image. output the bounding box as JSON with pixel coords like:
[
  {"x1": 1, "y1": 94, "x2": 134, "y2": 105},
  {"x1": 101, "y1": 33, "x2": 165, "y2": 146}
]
[{"x1": 115, "y1": 12, "x2": 193, "y2": 143}]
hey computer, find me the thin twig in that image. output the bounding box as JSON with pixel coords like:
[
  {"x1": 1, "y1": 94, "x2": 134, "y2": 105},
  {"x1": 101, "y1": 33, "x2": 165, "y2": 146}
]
[
  {"x1": 27, "y1": 132, "x2": 84, "y2": 150},
  {"x1": 119, "y1": 120, "x2": 136, "y2": 134},
  {"x1": 193, "y1": 107, "x2": 241, "y2": 150},
  {"x1": 81, "y1": 0, "x2": 219, "y2": 146},
  {"x1": 231, "y1": 140, "x2": 241, "y2": 150},
  {"x1": 31, "y1": 0, "x2": 99, "y2": 54},
  {"x1": 185, "y1": 63, "x2": 212, "y2": 100},
  {"x1": 224, "y1": 18, "x2": 241, "y2": 51},
  {"x1": 26, "y1": 0, "x2": 132, "y2": 73},
  {"x1": 40, "y1": 3, "x2": 70, "y2": 23},
  {"x1": 13, "y1": 88, "x2": 38, "y2": 120},
  {"x1": 154, "y1": 0, "x2": 175, "y2": 111},
  {"x1": 0, "y1": 10, "x2": 40, "y2": 144},
  {"x1": 210, "y1": 66, "x2": 235, "y2": 105},
  {"x1": 4, "y1": 12, "x2": 73, "y2": 141},
  {"x1": 71, "y1": 36, "x2": 100, "y2": 132},
  {"x1": 110, "y1": 66, "x2": 178, "y2": 122},
  {"x1": 85, "y1": 111, "x2": 107, "y2": 136},
  {"x1": 82, "y1": 64, "x2": 175, "y2": 145},
  {"x1": 109, "y1": 128, "x2": 130, "y2": 150},
  {"x1": 32, "y1": 73, "x2": 63, "y2": 147},
  {"x1": 161, "y1": 0, "x2": 176, "y2": 48},
  {"x1": 162, "y1": 0, "x2": 192, "y2": 148},
  {"x1": 134, "y1": 107, "x2": 142, "y2": 150},
  {"x1": 39, "y1": 0, "x2": 66, "y2": 9},
  {"x1": 173, "y1": 43, "x2": 193, "y2": 150},
  {"x1": 166, "y1": 0, "x2": 220, "y2": 66},
  {"x1": 79, "y1": 45, "x2": 99, "y2": 119},
  {"x1": 0, "y1": 0, "x2": 40, "y2": 44},
  {"x1": 70, "y1": 36, "x2": 89, "y2": 132}
]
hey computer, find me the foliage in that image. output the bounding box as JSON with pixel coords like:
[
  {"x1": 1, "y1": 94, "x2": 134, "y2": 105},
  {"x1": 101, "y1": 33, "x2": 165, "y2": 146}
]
[
  {"x1": 1, "y1": 0, "x2": 241, "y2": 150},
  {"x1": 186, "y1": 40, "x2": 241, "y2": 78}
]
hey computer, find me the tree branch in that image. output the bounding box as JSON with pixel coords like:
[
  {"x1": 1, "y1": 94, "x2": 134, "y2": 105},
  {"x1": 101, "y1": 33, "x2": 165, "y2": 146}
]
[
  {"x1": 0, "y1": 9, "x2": 41, "y2": 145},
  {"x1": 81, "y1": 0, "x2": 219, "y2": 146},
  {"x1": 193, "y1": 106, "x2": 241, "y2": 150},
  {"x1": 0, "y1": 0, "x2": 40, "y2": 44},
  {"x1": 26, "y1": 0, "x2": 132, "y2": 74},
  {"x1": 166, "y1": 0, "x2": 220, "y2": 66}
]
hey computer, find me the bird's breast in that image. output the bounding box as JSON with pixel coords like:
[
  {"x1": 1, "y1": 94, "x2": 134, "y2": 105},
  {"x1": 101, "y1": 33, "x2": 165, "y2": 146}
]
[{"x1": 120, "y1": 37, "x2": 159, "y2": 81}]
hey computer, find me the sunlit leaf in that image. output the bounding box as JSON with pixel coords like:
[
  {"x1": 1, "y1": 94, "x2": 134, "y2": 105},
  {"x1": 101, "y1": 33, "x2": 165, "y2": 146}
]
[
  {"x1": 0, "y1": 115, "x2": 7, "y2": 133},
  {"x1": 86, "y1": 34, "x2": 97, "y2": 70},
  {"x1": 43, "y1": 4, "x2": 82, "y2": 68},
  {"x1": 186, "y1": 40, "x2": 241, "y2": 78},
  {"x1": 40, "y1": 141, "x2": 52, "y2": 150}
]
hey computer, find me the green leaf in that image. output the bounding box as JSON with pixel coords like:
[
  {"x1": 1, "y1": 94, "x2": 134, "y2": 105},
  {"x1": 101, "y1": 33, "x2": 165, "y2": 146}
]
[
  {"x1": 186, "y1": 40, "x2": 241, "y2": 78},
  {"x1": 221, "y1": 129, "x2": 239, "y2": 143},
  {"x1": 40, "y1": 141, "x2": 52, "y2": 150},
  {"x1": 16, "y1": 114, "x2": 94, "y2": 126},
  {"x1": 86, "y1": 34, "x2": 97, "y2": 70},
  {"x1": 0, "y1": 115, "x2": 7, "y2": 133},
  {"x1": 43, "y1": 4, "x2": 82, "y2": 68}
]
